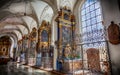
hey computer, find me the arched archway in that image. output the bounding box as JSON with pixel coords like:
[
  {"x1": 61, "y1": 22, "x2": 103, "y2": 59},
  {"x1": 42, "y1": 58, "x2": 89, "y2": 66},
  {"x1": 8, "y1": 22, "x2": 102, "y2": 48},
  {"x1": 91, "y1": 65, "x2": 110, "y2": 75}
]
[{"x1": 0, "y1": 33, "x2": 18, "y2": 59}]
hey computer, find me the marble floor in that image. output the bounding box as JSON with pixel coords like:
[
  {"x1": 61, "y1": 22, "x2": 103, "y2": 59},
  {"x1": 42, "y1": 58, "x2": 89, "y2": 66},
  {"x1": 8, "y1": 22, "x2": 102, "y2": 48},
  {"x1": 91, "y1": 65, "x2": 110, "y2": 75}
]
[
  {"x1": 0, "y1": 62, "x2": 56, "y2": 75},
  {"x1": 0, "y1": 61, "x2": 107, "y2": 75}
]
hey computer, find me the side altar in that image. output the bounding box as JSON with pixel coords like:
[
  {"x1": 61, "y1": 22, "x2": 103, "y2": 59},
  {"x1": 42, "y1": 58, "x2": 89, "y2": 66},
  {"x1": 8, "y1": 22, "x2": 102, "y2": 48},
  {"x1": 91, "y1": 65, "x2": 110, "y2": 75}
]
[
  {"x1": 55, "y1": 7, "x2": 81, "y2": 74},
  {"x1": 37, "y1": 20, "x2": 53, "y2": 70}
]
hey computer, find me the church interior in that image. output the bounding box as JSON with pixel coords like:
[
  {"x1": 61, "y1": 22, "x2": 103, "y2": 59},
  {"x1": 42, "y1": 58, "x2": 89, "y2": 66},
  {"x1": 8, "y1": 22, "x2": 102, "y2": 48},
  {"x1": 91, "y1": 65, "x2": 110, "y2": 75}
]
[{"x1": 0, "y1": 0, "x2": 120, "y2": 75}]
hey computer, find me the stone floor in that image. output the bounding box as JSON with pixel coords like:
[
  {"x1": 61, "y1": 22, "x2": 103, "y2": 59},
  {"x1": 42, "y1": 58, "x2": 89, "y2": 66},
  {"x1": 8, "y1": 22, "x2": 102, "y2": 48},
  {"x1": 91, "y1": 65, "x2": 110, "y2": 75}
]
[
  {"x1": 0, "y1": 62, "x2": 57, "y2": 75},
  {"x1": 0, "y1": 61, "x2": 106, "y2": 75}
]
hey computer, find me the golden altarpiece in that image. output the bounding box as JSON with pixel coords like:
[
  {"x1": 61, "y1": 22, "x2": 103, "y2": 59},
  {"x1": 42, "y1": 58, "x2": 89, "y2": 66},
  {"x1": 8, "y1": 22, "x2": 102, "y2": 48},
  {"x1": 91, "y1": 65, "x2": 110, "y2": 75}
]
[
  {"x1": 0, "y1": 36, "x2": 11, "y2": 64},
  {"x1": 38, "y1": 20, "x2": 53, "y2": 70},
  {"x1": 28, "y1": 27, "x2": 37, "y2": 66},
  {"x1": 0, "y1": 36, "x2": 11, "y2": 57},
  {"x1": 21, "y1": 34, "x2": 29, "y2": 64},
  {"x1": 55, "y1": 7, "x2": 82, "y2": 74},
  {"x1": 17, "y1": 40, "x2": 22, "y2": 62}
]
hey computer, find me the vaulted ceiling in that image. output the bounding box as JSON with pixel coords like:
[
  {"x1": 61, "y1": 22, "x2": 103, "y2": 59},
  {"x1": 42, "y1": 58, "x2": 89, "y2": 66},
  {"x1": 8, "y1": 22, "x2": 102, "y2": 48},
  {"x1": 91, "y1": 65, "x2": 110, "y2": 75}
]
[{"x1": 0, "y1": 0, "x2": 78, "y2": 42}]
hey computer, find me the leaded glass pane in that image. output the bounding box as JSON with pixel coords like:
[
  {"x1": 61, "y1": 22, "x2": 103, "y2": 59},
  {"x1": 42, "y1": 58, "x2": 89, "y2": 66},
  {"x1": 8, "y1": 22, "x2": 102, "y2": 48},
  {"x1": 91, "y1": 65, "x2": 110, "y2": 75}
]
[{"x1": 78, "y1": 0, "x2": 111, "y2": 75}]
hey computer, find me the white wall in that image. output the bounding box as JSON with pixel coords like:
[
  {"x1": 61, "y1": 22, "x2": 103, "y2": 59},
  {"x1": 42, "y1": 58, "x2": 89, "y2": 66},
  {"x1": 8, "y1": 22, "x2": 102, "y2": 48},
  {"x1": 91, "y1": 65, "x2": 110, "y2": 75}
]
[{"x1": 101, "y1": 0, "x2": 120, "y2": 74}]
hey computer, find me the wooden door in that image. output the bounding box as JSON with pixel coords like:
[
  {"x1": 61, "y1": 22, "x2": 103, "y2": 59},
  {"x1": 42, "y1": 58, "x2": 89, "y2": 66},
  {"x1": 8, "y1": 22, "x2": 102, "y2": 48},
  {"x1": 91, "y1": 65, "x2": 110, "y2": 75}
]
[{"x1": 86, "y1": 48, "x2": 101, "y2": 72}]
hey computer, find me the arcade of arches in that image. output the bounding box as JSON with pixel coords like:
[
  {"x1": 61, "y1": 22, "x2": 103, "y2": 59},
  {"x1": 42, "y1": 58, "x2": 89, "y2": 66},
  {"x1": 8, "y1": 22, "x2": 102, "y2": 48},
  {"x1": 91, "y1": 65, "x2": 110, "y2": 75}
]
[{"x1": 0, "y1": 0, "x2": 120, "y2": 75}]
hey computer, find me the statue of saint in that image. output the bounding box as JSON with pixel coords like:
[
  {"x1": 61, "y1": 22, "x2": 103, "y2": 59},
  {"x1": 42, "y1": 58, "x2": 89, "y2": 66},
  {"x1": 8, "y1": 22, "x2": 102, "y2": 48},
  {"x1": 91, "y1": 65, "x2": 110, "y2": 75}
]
[{"x1": 64, "y1": 44, "x2": 72, "y2": 59}]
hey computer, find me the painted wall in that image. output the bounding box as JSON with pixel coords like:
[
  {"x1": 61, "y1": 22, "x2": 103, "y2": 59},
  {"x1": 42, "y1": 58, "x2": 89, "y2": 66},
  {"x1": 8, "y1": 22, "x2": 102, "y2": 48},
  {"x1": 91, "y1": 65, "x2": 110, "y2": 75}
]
[{"x1": 101, "y1": 0, "x2": 120, "y2": 75}]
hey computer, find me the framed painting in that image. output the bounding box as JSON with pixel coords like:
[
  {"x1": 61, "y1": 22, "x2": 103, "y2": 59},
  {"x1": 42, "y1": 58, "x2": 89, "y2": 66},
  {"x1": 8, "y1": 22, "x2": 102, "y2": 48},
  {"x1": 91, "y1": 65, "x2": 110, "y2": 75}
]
[
  {"x1": 62, "y1": 25, "x2": 72, "y2": 45},
  {"x1": 38, "y1": 20, "x2": 51, "y2": 48},
  {"x1": 41, "y1": 30, "x2": 48, "y2": 42}
]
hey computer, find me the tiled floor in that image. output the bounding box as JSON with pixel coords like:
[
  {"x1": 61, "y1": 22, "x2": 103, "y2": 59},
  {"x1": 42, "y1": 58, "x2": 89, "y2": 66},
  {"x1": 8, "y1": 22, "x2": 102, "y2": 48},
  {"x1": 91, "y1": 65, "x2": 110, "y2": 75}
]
[{"x1": 0, "y1": 62, "x2": 56, "y2": 75}]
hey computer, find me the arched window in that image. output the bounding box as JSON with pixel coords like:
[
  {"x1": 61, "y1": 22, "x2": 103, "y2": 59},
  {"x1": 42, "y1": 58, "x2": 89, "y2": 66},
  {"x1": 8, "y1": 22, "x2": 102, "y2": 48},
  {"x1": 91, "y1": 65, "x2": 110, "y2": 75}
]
[
  {"x1": 79, "y1": 0, "x2": 111, "y2": 74},
  {"x1": 81, "y1": 0, "x2": 104, "y2": 44}
]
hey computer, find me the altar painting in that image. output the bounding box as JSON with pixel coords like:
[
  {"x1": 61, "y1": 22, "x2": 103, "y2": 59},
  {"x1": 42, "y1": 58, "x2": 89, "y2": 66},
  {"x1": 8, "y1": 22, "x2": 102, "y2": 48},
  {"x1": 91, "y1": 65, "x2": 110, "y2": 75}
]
[
  {"x1": 41, "y1": 30, "x2": 48, "y2": 42},
  {"x1": 62, "y1": 26, "x2": 72, "y2": 45}
]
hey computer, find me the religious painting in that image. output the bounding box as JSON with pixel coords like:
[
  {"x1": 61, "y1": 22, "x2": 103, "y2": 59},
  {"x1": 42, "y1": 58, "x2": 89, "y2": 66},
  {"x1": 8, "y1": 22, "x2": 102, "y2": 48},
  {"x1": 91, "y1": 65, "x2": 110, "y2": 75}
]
[
  {"x1": 31, "y1": 41, "x2": 36, "y2": 49},
  {"x1": 31, "y1": 31, "x2": 37, "y2": 38},
  {"x1": 64, "y1": 13, "x2": 69, "y2": 20},
  {"x1": 30, "y1": 27, "x2": 37, "y2": 39},
  {"x1": 62, "y1": 26, "x2": 72, "y2": 45},
  {"x1": 41, "y1": 30, "x2": 48, "y2": 42}
]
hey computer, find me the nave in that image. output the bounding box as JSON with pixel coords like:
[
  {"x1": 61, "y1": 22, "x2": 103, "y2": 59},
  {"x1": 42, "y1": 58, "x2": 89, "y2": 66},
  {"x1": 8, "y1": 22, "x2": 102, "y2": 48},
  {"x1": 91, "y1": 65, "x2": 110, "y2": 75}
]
[{"x1": 0, "y1": 0, "x2": 120, "y2": 75}]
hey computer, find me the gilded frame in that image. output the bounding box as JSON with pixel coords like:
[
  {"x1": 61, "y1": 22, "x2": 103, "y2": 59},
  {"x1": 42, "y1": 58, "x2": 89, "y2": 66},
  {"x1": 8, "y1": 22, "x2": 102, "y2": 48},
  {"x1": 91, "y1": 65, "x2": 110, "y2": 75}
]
[
  {"x1": 56, "y1": 7, "x2": 76, "y2": 58},
  {"x1": 38, "y1": 20, "x2": 51, "y2": 49}
]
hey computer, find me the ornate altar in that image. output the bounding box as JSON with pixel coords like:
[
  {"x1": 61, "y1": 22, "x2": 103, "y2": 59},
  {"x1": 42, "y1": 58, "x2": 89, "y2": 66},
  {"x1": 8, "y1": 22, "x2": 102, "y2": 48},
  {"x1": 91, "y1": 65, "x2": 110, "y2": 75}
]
[
  {"x1": 38, "y1": 20, "x2": 53, "y2": 70},
  {"x1": 17, "y1": 40, "x2": 22, "y2": 62},
  {"x1": 63, "y1": 59, "x2": 83, "y2": 73},
  {"x1": 28, "y1": 27, "x2": 37, "y2": 66},
  {"x1": 0, "y1": 36, "x2": 11, "y2": 64},
  {"x1": 21, "y1": 34, "x2": 29, "y2": 64},
  {"x1": 55, "y1": 7, "x2": 80, "y2": 73},
  {"x1": 0, "y1": 36, "x2": 11, "y2": 57}
]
